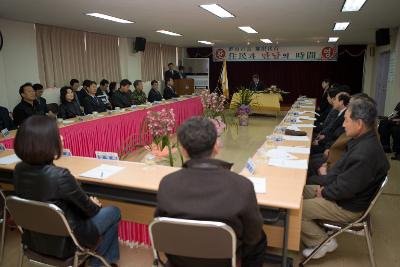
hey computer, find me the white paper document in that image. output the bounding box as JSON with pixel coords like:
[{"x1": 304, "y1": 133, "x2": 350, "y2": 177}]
[
  {"x1": 277, "y1": 146, "x2": 310, "y2": 154},
  {"x1": 0, "y1": 154, "x2": 21, "y2": 165},
  {"x1": 80, "y1": 164, "x2": 125, "y2": 180},
  {"x1": 268, "y1": 159, "x2": 308, "y2": 169},
  {"x1": 299, "y1": 116, "x2": 317, "y2": 121},
  {"x1": 299, "y1": 111, "x2": 320, "y2": 116},
  {"x1": 282, "y1": 135, "x2": 309, "y2": 142},
  {"x1": 265, "y1": 149, "x2": 297, "y2": 159},
  {"x1": 290, "y1": 124, "x2": 316, "y2": 128},
  {"x1": 286, "y1": 125, "x2": 301, "y2": 131},
  {"x1": 247, "y1": 176, "x2": 266, "y2": 194}
]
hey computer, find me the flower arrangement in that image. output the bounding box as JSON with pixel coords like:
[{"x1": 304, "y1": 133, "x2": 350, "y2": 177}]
[
  {"x1": 200, "y1": 90, "x2": 226, "y2": 118},
  {"x1": 231, "y1": 87, "x2": 255, "y2": 108},
  {"x1": 209, "y1": 116, "x2": 226, "y2": 136},
  {"x1": 146, "y1": 108, "x2": 182, "y2": 166}
]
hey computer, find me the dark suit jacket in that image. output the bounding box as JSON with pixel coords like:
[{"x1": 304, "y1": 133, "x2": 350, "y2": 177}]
[
  {"x1": 164, "y1": 69, "x2": 180, "y2": 81},
  {"x1": 13, "y1": 100, "x2": 45, "y2": 127},
  {"x1": 0, "y1": 106, "x2": 15, "y2": 130},
  {"x1": 319, "y1": 109, "x2": 346, "y2": 149},
  {"x1": 36, "y1": 96, "x2": 49, "y2": 114},
  {"x1": 249, "y1": 81, "x2": 266, "y2": 91},
  {"x1": 163, "y1": 86, "x2": 178, "y2": 100},
  {"x1": 308, "y1": 131, "x2": 390, "y2": 212},
  {"x1": 148, "y1": 89, "x2": 162, "y2": 102},
  {"x1": 155, "y1": 158, "x2": 264, "y2": 267},
  {"x1": 58, "y1": 101, "x2": 83, "y2": 119},
  {"x1": 319, "y1": 89, "x2": 330, "y2": 113},
  {"x1": 77, "y1": 88, "x2": 89, "y2": 104},
  {"x1": 82, "y1": 95, "x2": 107, "y2": 114}
]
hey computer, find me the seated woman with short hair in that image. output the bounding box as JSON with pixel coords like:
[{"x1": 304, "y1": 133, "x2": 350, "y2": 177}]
[
  {"x1": 58, "y1": 86, "x2": 83, "y2": 119},
  {"x1": 13, "y1": 116, "x2": 120, "y2": 267}
]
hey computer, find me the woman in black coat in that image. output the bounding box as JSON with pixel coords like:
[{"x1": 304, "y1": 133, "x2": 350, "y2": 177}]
[{"x1": 13, "y1": 116, "x2": 120, "y2": 266}]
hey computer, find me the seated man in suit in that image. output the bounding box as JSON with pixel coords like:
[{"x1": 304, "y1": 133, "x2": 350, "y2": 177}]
[
  {"x1": 311, "y1": 92, "x2": 350, "y2": 154},
  {"x1": 163, "y1": 77, "x2": 178, "y2": 100},
  {"x1": 164, "y1": 62, "x2": 180, "y2": 82},
  {"x1": 249, "y1": 74, "x2": 266, "y2": 91},
  {"x1": 131, "y1": 80, "x2": 147, "y2": 105},
  {"x1": 0, "y1": 106, "x2": 15, "y2": 131},
  {"x1": 378, "y1": 101, "x2": 400, "y2": 153},
  {"x1": 148, "y1": 80, "x2": 162, "y2": 103},
  {"x1": 313, "y1": 88, "x2": 338, "y2": 134},
  {"x1": 82, "y1": 81, "x2": 107, "y2": 114},
  {"x1": 155, "y1": 117, "x2": 267, "y2": 267},
  {"x1": 77, "y1": 80, "x2": 90, "y2": 104},
  {"x1": 96, "y1": 79, "x2": 112, "y2": 109},
  {"x1": 69, "y1": 78, "x2": 81, "y2": 106},
  {"x1": 111, "y1": 79, "x2": 133, "y2": 108},
  {"x1": 13, "y1": 82, "x2": 45, "y2": 126},
  {"x1": 32, "y1": 83, "x2": 49, "y2": 114},
  {"x1": 302, "y1": 98, "x2": 390, "y2": 259}
]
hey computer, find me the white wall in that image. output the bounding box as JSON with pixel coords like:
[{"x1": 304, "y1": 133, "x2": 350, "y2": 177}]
[
  {"x1": 0, "y1": 18, "x2": 40, "y2": 110},
  {"x1": 363, "y1": 27, "x2": 400, "y2": 115}
]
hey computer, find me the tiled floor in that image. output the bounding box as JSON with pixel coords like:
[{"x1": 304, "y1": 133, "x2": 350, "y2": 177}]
[{"x1": 1, "y1": 115, "x2": 399, "y2": 266}]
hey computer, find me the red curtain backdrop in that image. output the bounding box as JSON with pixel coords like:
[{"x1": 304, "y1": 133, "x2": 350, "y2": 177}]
[{"x1": 187, "y1": 45, "x2": 366, "y2": 105}]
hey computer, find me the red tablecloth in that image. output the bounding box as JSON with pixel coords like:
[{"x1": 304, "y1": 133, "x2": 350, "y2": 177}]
[
  {"x1": 1, "y1": 97, "x2": 203, "y2": 157},
  {"x1": 1, "y1": 97, "x2": 204, "y2": 246}
]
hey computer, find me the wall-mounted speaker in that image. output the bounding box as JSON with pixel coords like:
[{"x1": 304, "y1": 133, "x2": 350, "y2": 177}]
[
  {"x1": 376, "y1": 29, "x2": 390, "y2": 46},
  {"x1": 134, "y1": 37, "x2": 146, "y2": 52}
]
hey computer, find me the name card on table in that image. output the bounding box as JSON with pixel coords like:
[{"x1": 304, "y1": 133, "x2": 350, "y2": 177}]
[
  {"x1": 268, "y1": 159, "x2": 308, "y2": 169},
  {"x1": 245, "y1": 158, "x2": 256, "y2": 174},
  {"x1": 1, "y1": 128, "x2": 9, "y2": 137},
  {"x1": 95, "y1": 151, "x2": 119, "y2": 161},
  {"x1": 0, "y1": 144, "x2": 6, "y2": 151},
  {"x1": 246, "y1": 176, "x2": 267, "y2": 194},
  {"x1": 63, "y1": 149, "x2": 72, "y2": 157},
  {"x1": 290, "y1": 124, "x2": 316, "y2": 128}
]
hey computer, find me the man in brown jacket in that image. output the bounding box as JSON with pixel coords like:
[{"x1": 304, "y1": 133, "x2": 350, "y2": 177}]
[{"x1": 155, "y1": 116, "x2": 267, "y2": 267}]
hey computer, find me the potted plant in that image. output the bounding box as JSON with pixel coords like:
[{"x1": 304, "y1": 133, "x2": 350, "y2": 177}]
[{"x1": 231, "y1": 88, "x2": 254, "y2": 126}]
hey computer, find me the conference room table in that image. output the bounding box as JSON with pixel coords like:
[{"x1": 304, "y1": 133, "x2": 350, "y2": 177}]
[
  {"x1": 230, "y1": 92, "x2": 283, "y2": 115},
  {"x1": 0, "y1": 96, "x2": 204, "y2": 158},
  {"x1": 0, "y1": 98, "x2": 316, "y2": 267}
]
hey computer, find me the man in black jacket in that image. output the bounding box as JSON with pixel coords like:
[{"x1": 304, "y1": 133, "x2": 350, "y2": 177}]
[
  {"x1": 155, "y1": 117, "x2": 267, "y2": 267},
  {"x1": 301, "y1": 98, "x2": 390, "y2": 259},
  {"x1": 82, "y1": 81, "x2": 107, "y2": 114},
  {"x1": 148, "y1": 80, "x2": 162, "y2": 102},
  {"x1": 249, "y1": 74, "x2": 266, "y2": 91},
  {"x1": 0, "y1": 106, "x2": 15, "y2": 131},
  {"x1": 163, "y1": 77, "x2": 178, "y2": 100},
  {"x1": 164, "y1": 62, "x2": 180, "y2": 81},
  {"x1": 13, "y1": 82, "x2": 45, "y2": 126},
  {"x1": 111, "y1": 79, "x2": 132, "y2": 108}
]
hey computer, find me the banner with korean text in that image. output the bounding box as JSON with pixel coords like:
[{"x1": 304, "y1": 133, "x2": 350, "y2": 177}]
[{"x1": 213, "y1": 46, "x2": 338, "y2": 62}]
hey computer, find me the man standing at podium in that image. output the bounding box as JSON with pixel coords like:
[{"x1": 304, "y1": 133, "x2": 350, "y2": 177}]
[{"x1": 164, "y1": 62, "x2": 180, "y2": 82}]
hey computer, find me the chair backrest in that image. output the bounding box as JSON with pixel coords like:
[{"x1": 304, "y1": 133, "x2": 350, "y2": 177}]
[
  {"x1": 356, "y1": 175, "x2": 388, "y2": 223},
  {"x1": 47, "y1": 103, "x2": 59, "y2": 114},
  {"x1": 149, "y1": 217, "x2": 236, "y2": 265},
  {"x1": 6, "y1": 196, "x2": 81, "y2": 247}
]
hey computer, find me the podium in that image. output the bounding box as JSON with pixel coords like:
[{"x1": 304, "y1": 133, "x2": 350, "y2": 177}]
[{"x1": 175, "y1": 78, "x2": 194, "y2": 95}]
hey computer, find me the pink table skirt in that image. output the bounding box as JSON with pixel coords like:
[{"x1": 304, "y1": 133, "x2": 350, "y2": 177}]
[{"x1": 1, "y1": 97, "x2": 204, "y2": 247}]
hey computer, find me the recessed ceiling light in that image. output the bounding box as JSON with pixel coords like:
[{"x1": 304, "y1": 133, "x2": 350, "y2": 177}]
[
  {"x1": 334, "y1": 22, "x2": 350, "y2": 31},
  {"x1": 86, "y1": 13, "x2": 134, "y2": 24},
  {"x1": 260, "y1": 39, "x2": 272, "y2": 44},
  {"x1": 328, "y1": 37, "x2": 339, "y2": 42},
  {"x1": 198, "y1": 40, "x2": 214, "y2": 45},
  {"x1": 199, "y1": 4, "x2": 235, "y2": 18},
  {"x1": 342, "y1": 0, "x2": 367, "y2": 12},
  {"x1": 238, "y1": 26, "x2": 258, "y2": 34},
  {"x1": 156, "y1": 30, "x2": 182, "y2": 36}
]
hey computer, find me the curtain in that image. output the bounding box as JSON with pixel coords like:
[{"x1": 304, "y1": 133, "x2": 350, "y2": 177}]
[
  {"x1": 161, "y1": 45, "x2": 177, "y2": 73},
  {"x1": 141, "y1": 42, "x2": 162, "y2": 82},
  {"x1": 36, "y1": 24, "x2": 86, "y2": 88},
  {"x1": 85, "y1": 32, "x2": 121, "y2": 82}
]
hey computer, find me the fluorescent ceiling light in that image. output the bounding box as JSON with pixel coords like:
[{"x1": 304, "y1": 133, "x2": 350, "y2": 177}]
[
  {"x1": 328, "y1": 37, "x2": 339, "y2": 42},
  {"x1": 86, "y1": 13, "x2": 134, "y2": 24},
  {"x1": 238, "y1": 26, "x2": 258, "y2": 34},
  {"x1": 198, "y1": 41, "x2": 214, "y2": 45},
  {"x1": 334, "y1": 22, "x2": 350, "y2": 31},
  {"x1": 342, "y1": 0, "x2": 367, "y2": 12},
  {"x1": 260, "y1": 39, "x2": 272, "y2": 43},
  {"x1": 200, "y1": 4, "x2": 234, "y2": 18},
  {"x1": 156, "y1": 30, "x2": 182, "y2": 36}
]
